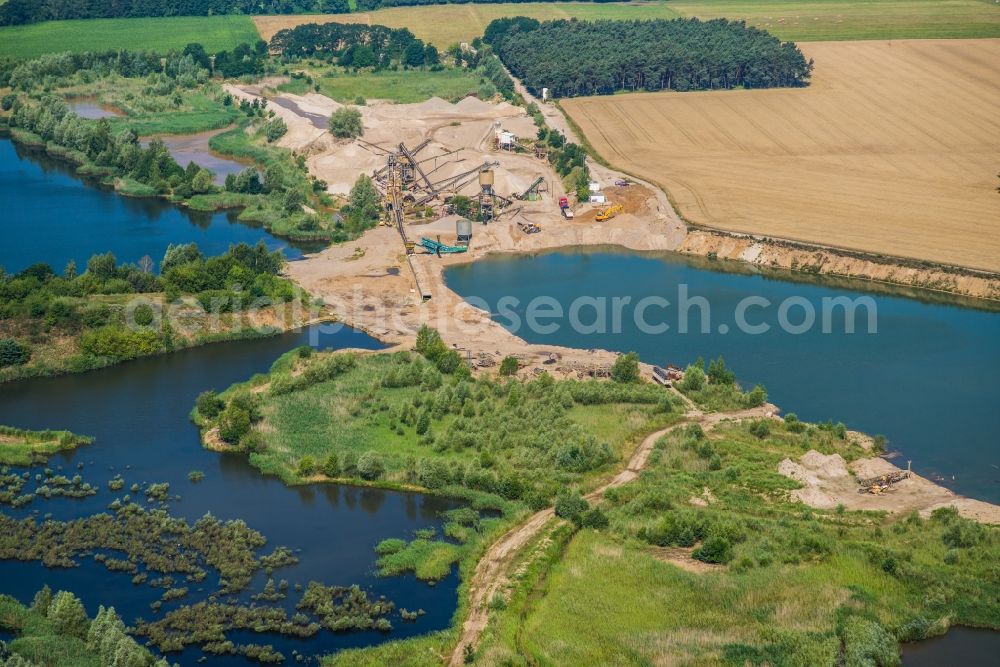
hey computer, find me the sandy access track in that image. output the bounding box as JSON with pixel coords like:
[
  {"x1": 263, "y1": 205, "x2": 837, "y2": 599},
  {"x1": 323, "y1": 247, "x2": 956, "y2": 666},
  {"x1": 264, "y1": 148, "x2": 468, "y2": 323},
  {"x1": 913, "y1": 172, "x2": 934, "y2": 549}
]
[
  {"x1": 447, "y1": 404, "x2": 779, "y2": 666},
  {"x1": 447, "y1": 405, "x2": 1000, "y2": 665},
  {"x1": 562, "y1": 39, "x2": 1000, "y2": 273}
]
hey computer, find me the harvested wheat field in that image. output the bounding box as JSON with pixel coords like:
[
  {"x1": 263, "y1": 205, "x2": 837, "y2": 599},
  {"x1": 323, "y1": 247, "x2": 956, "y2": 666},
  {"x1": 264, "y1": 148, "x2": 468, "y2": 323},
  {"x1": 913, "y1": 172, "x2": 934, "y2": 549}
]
[
  {"x1": 563, "y1": 39, "x2": 1000, "y2": 272},
  {"x1": 253, "y1": 2, "x2": 680, "y2": 47}
]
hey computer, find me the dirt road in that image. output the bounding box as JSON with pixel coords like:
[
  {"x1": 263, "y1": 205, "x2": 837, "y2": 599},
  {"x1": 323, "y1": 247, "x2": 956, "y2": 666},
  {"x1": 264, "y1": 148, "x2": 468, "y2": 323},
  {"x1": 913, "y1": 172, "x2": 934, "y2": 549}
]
[{"x1": 447, "y1": 403, "x2": 775, "y2": 665}]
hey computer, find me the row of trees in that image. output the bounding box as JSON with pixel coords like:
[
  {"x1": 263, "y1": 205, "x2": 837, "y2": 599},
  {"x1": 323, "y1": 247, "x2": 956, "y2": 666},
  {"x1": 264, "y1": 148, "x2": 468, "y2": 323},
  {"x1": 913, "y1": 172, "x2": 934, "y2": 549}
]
[
  {"x1": 0, "y1": 0, "x2": 610, "y2": 26},
  {"x1": 486, "y1": 17, "x2": 814, "y2": 97},
  {"x1": 7, "y1": 96, "x2": 211, "y2": 197},
  {"x1": 269, "y1": 22, "x2": 432, "y2": 70},
  {"x1": 0, "y1": 0, "x2": 325, "y2": 25}
]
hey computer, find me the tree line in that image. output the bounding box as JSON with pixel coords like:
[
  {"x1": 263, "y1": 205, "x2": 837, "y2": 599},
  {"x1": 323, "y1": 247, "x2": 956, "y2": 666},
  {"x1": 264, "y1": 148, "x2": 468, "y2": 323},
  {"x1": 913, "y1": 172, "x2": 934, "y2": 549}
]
[
  {"x1": 485, "y1": 17, "x2": 813, "y2": 97},
  {"x1": 269, "y1": 21, "x2": 430, "y2": 69},
  {"x1": 0, "y1": 42, "x2": 265, "y2": 88},
  {"x1": 0, "y1": 0, "x2": 612, "y2": 26}
]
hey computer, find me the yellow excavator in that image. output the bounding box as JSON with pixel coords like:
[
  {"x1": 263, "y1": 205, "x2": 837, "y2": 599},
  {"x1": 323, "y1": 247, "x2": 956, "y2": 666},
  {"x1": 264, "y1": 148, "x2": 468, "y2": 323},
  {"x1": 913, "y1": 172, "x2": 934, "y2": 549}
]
[{"x1": 595, "y1": 203, "x2": 624, "y2": 222}]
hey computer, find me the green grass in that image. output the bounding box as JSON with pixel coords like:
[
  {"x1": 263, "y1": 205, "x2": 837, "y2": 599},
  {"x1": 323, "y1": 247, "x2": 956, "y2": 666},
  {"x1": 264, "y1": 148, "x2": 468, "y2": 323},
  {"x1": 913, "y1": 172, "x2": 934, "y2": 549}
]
[
  {"x1": 106, "y1": 92, "x2": 240, "y2": 136},
  {"x1": 0, "y1": 16, "x2": 260, "y2": 59},
  {"x1": 204, "y1": 350, "x2": 673, "y2": 492},
  {"x1": 672, "y1": 0, "x2": 1000, "y2": 41},
  {"x1": 279, "y1": 67, "x2": 484, "y2": 104},
  {"x1": 481, "y1": 419, "x2": 1000, "y2": 665},
  {"x1": 0, "y1": 426, "x2": 93, "y2": 466},
  {"x1": 376, "y1": 538, "x2": 464, "y2": 580}
]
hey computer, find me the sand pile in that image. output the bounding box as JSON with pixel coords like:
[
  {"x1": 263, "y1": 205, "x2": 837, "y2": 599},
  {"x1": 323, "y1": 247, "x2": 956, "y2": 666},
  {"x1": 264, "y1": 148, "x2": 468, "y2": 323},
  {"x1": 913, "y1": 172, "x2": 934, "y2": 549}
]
[{"x1": 779, "y1": 450, "x2": 1000, "y2": 523}]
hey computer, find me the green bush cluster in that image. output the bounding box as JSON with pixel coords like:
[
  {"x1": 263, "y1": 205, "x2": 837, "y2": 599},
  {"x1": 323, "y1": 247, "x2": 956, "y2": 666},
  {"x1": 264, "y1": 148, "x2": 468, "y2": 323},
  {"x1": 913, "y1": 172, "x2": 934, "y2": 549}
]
[
  {"x1": 0, "y1": 242, "x2": 296, "y2": 374},
  {"x1": 677, "y1": 357, "x2": 768, "y2": 411},
  {"x1": 0, "y1": 338, "x2": 30, "y2": 367}
]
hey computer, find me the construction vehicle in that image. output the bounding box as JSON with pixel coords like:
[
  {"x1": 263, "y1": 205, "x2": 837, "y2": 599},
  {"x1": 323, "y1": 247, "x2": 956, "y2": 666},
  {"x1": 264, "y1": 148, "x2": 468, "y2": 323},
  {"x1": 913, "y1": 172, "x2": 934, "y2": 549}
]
[
  {"x1": 420, "y1": 237, "x2": 468, "y2": 255},
  {"x1": 517, "y1": 221, "x2": 541, "y2": 234},
  {"x1": 558, "y1": 196, "x2": 574, "y2": 219},
  {"x1": 595, "y1": 203, "x2": 624, "y2": 222}
]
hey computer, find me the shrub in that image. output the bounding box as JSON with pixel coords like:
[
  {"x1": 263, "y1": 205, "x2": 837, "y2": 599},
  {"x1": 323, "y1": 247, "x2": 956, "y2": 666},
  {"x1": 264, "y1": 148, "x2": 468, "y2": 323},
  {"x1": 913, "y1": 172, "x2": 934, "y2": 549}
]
[
  {"x1": 554, "y1": 491, "x2": 589, "y2": 523},
  {"x1": 693, "y1": 536, "x2": 733, "y2": 564},
  {"x1": 784, "y1": 412, "x2": 807, "y2": 433},
  {"x1": 31, "y1": 585, "x2": 53, "y2": 615},
  {"x1": 679, "y1": 365, "x2": 705, "y2": 391},
  {"x1": 329, "y1": 107, "x2": 363, "y2": 138},
  {"x1": 230, "y1": 393, "x2": 262, "y2": 422},
  {"x1": 196, "y1": 390, "x2": 225, "y2": 419},
  {"x1": 750, "y1": 420, "x2": 771, "y2": 439},
  {"x1": 264, "y1": 117, "x2": 288, "y2": 142},
  {"x1": 357, "y1": 451, "x2": 386, "y2": 480},
  {"x1": 415, "y1": 410, "x2": 431, "y2": 435},
  {"x1": 217, "y1": 404, "x2": 251, "y2": 444},
  {"x1": 415, "y1": 325, "x2": 447, "y2": 362},
  {"x1": 642, "y1": 510, "x2": 707, "y2": 547},
  {"x1": 47, "y1": 590, "x2": 89, "y2": 639},
  {"x1": 579, "y1": 507, "x2": 609, "y2": 529},
  {"x1": 840, "y1": 616, "x2": 899, "y2": 667},
  {"x1": 417, "y1": 458, "x2": 450, "y2": 489},
  {"x1": 323, "y1": 453, "x2": 341, "y2": 478},
  {"x1": 707, "y1": 356, "x2": 735, "y2": 385},
  {"x1": 941, "y1": 519, "x2": 985, "y2": 548},
  {"x1": 488, "y1": 591, "x2": 507, "y2": 610},
  {"x1": 80, "y1": 326, "x2": 161, "y2": 361},
  {"x1": 132, "y1": 303, "x2": 155, "y2": 327},
  {"x1": 0, "y1": 338, "x2": 30, "y2": 367},
  {"x1": 499, "y1": 355, "x2": 519, "y2": 376},
  {"x1": 611, "y1": 351, "x2": 640, "y2": 383},
  {"x1": 435, "y1": 349, "x2": 464, "y2": 375},
  {"x1": 297, "y1": 456, "x2": 317, "y2": 477},
  {"x1": 742, "y1": 384, "x2": 768, "y2": 408}
]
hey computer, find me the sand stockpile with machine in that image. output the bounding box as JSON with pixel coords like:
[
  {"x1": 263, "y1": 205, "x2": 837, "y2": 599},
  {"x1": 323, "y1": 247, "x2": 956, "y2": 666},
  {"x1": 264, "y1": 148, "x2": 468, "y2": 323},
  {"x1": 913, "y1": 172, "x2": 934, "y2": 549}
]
[{"x1": 226, "y1": 84, "x2": 549, "y2": 201}]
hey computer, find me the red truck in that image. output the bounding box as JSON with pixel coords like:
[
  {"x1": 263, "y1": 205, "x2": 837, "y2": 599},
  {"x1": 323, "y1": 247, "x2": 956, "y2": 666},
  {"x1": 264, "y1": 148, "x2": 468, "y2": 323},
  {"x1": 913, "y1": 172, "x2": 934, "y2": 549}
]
[{"x1": 558, "y1": 196, "x2": 574, "y2": 219}]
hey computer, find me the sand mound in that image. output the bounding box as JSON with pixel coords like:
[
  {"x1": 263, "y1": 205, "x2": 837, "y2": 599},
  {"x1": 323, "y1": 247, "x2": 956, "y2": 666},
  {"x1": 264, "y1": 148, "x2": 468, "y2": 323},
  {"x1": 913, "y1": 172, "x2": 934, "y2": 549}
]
[
  {"x1": 454, "y1": 96, "x2": 494, "y2": 114},
  {"x1": 779, "y1": 451, "x2": 850, "y2": 488},
  {"x1": 779, "y1": 450, "x2": 1000, "y2": 524}
]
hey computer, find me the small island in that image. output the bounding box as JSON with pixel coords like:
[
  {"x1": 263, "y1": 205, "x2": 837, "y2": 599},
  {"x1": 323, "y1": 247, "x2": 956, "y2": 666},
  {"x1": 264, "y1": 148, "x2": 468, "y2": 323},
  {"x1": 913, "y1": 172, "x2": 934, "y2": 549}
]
[{"x1": 0, "y1": 425, "x2": 93, "y2": 466}]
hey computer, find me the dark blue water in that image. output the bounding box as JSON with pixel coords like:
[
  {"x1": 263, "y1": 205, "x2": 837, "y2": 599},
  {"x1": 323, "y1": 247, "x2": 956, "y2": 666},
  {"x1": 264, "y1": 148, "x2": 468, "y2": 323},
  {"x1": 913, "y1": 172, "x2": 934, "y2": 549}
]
[
  {"x1": 0, "y1": 136, "x2": 460, "y2": 664},
  {"x1": 0, "y1": 324, "x2": 462, "y2": 664},
  {"x1": 445, "y1": 248, "x2": 1000, "y2": 503},
  {"x1": 902, "y1": 627, "x2": 1000, "y2": 665},
  {"x1": 0, "y1": 138, "x2": 318, "y2": 275}
]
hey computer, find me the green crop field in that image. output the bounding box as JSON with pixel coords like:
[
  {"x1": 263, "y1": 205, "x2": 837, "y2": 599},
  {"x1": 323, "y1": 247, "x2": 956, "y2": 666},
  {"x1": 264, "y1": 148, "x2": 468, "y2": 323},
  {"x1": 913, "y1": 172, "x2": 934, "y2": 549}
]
[
  {"x1": 672, "y1": 0, "x2": 1000, "y2": 41},
  {"x1": 0, "y1": 16, "x2": 260, "y2": 59},
  {"x1": 279, "y1": 67, "x2": 484, "y2": 104}
]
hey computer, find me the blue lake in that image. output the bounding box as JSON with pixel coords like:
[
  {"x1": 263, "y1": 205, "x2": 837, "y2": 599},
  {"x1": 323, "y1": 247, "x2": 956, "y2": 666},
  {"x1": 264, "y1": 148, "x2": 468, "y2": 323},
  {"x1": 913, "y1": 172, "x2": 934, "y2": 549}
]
[
  {"x1": 0, "y1": 325, "x2": 462, "y2": 665},
  {"x1": 0, "y1": 138, "x2": 320, "y2": 275},
  {"x1": 0, "y1": 136, "x2": 459, "y2": 665},
  {"x1": 445, "y1": 247, "x2": 1000, "y2": 503}
]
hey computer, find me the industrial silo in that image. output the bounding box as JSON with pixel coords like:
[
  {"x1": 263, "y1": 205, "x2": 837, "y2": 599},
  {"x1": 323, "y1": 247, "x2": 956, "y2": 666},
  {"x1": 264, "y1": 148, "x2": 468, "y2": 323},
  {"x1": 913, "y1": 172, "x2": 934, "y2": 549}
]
[{"x1": 456, "y1": 218, "x2": 473, "y2": 244}]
